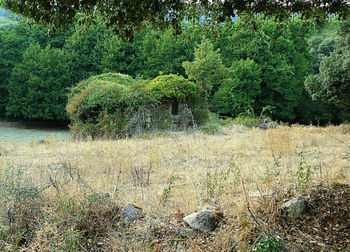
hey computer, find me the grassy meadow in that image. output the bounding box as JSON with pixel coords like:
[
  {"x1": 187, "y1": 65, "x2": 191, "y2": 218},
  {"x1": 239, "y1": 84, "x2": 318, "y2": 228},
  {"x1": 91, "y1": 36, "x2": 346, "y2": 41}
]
[
  {"x1": 0, "y1": 124, "x2": 349, "y2": 250},
  {"x1": 0, "y1": 122, "x2": 70, "y2": 142}
]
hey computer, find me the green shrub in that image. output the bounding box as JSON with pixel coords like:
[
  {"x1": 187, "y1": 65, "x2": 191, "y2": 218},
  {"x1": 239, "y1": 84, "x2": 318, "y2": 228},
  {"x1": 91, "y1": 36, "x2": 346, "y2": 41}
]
[
  {"x1": 146, "y1": 74, "x2": 206, "y2": 126},
  {"x1": 232, "y1": 114, "x2": 260, "y2": 128},
  {"x1": 199, "y1": 113, "x2": 224, "y2": 135},
  {"x1": 253, "y1": 237, "x2": 284, "y2": 251},
  {"x1": 67, "y1": 73, "x2": 150, "y2": 139},
  {"x1": 70, "y1": 72, "x2": 135, "y2": 97},
  {"x1": 146, "y1": 74, "x2": 199, "y2": 104}
]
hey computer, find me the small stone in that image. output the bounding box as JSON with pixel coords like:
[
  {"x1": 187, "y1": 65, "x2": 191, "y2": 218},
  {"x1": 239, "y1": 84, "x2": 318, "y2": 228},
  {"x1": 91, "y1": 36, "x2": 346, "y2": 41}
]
[
  {"x1": 170, "y1": 226, "x2": 193, "y2": 236},
  {"x1": 121, "y1": 204, "x2": 144, "y2": 221},
  {"x1": 280, "y1": 197, "x2": 306, "y2": 217},
  {"x1": 183, "y1": 206, "x2": 223, "y2": 232}
]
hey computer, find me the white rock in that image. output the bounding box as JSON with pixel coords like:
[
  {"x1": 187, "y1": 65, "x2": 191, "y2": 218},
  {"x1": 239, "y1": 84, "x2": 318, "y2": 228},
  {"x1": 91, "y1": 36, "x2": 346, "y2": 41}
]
[
  {"x1": 280, "y1": 197, "x2": 306, "y2": 217},
  {"x1": 183, "y1": 206, "x2": 223, "y2": 232}
]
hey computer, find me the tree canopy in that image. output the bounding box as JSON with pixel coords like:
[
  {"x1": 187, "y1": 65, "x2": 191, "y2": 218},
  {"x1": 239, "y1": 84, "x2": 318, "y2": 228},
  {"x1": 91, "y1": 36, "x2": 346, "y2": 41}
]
[
  {"x1": 305, "y1": 19, "x2": 350, "y2": 106},
  {"x1": 1, "y1": 0, "x2": 349, "y2": 37},
  {"x1": 0, "y1": 15, "x2": 349, "y2": 124}
]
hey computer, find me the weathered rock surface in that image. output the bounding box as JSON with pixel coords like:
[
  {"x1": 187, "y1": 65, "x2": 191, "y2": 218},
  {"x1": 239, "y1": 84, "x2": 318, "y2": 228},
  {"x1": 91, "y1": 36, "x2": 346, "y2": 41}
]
[
  {"x1": 121, "y1": 204, "x2": 145, "y2": 221},
  {"x1": 280, "y1": 197, "x2": 307, "y2": 217},
  {"x1": 183, "y1": 206, "x2": 223, "y2": 232}
]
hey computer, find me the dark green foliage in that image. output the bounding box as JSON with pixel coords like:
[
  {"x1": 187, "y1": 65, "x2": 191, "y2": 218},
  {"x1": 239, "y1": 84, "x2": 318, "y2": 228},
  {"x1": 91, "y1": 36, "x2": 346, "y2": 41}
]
[
  {"x1": 2, "y1": 0, "x2": 348, "y2": 39},
  {"x1": 305, "y1": 51, "x2": 350, "y2": 106},
  {"x1": 305, "y1": 19, "x2": 350, "y2": 106},
  {"x1": 182, "y1": 38, "x2": 228, "y2": 123},
  {"x1": 100, "y1": 34, "x2": 138, "y2": 77},
  {"x1": 64, "y1": 23, "x2": 109, "y2": 84},
  {"x1": 214, "y1": 16, "x2": 313, "y2": 121},
  {"x1": 294, "y1": 19, "x2": 350, "y2": 124},
  {"x1": 308, "y1": 22, "x2": 340, "y2": 75},
  {"x1": 0, "y1": 21, "x2": 72, "y2": 118},
  {"x1": 0, "y1": 14, "x2": 349, "y2": 125},
  {"x1": 183, "y1": 38, "x2": 229, "y2": 98},
  {"x1": 6, "y1": 43, "x2": 71, "y2": 120},
  {"x1": 0, "y1": 23, "x2": 31, "y2": 117},
  {"x1": 137, "y1": 26, "x2": 200, "y2": 79},
  {"x1": 212, "y1": 59, "x2": 262, "y2": 116}
]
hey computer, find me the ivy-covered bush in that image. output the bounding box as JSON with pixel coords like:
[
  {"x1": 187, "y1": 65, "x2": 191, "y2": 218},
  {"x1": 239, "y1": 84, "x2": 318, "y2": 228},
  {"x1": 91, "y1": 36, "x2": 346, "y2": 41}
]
[
  {"x1": 67, "y1": 73, "x2": 149, "y2": 138},
  {"x1": 145, "y1": 74, "x2": 204, "y2": 128},
  {"x1": 67, "y1": 73, "x2": 203, "y2": 139},
  {"x1": 146, "y1": 74, "x2": 199, "y2": 104}
]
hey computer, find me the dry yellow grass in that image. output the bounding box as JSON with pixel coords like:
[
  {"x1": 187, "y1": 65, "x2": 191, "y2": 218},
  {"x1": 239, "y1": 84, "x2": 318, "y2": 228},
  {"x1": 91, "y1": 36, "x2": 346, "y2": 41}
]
[{"x1": 0, "y1": 124, "x2": 349, "y2": 250}]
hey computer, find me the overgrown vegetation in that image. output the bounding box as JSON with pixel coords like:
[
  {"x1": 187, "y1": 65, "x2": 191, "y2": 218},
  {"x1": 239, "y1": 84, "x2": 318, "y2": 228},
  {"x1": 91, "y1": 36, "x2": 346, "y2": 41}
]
[
  {"x1": 0, "y1": 14, "x2": 349, "y2": 125},
  {"x1": 67, "y1": 73, "x2": 202, "y2": 139}
]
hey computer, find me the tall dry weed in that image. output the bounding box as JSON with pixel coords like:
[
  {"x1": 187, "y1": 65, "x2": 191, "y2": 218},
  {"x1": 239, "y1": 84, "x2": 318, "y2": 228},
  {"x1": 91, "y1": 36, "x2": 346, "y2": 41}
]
[{"x1": 0, "y1": 125, "x2": 349, "y2": 250}]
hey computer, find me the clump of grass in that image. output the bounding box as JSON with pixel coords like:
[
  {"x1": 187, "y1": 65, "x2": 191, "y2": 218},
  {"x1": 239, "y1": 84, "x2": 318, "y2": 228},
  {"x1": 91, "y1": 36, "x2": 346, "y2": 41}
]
[
  {"x1": 199, "y1": 113, "x2": 225, "y2": 135},
  {"x1": 135, "y1": 130, "x2": 174, "y2": 139},
  {"x1": 232, "y1": 114, "x2": 260, "y2": 128}
]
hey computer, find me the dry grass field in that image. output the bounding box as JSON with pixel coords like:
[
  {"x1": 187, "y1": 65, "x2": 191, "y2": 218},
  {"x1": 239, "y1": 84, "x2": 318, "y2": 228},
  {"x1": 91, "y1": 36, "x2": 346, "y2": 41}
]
[{"x1": 0, "y1": 124, "x2": 349, "y2": 251}]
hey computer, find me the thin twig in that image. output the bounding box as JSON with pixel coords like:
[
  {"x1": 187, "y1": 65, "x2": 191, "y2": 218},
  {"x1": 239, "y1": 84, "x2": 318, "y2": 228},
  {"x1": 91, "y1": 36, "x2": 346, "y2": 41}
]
[{"x1": 242, "y1": 179, "x2": 270, "y2": 238}]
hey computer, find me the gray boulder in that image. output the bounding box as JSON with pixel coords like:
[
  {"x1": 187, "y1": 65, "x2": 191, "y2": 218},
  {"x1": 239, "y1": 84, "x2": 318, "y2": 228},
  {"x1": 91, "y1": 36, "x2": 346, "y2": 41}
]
[
  {"x1": 183, "y1": 206, "x2": 223, "y2": 232},
  {"x1": 121, "y1": 204, "x2": 145, "y2": 221},
  {"x1": 280, "y1": 197, "x2": 307, "y2": 217}
]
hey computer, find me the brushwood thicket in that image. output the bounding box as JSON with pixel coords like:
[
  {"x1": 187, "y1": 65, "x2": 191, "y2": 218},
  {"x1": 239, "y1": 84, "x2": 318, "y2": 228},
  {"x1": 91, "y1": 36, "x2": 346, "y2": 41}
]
[{"x1": 67, "y1": 73, "x2": 202, "y2": 138}]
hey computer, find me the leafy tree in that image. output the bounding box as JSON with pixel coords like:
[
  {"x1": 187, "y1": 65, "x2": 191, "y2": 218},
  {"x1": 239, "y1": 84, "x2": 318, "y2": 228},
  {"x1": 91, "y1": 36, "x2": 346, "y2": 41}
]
[
  {"x1": 1, "y1": 0, "x2": 348, "y2": 38},
  {"x1": 212, "y1": 59, "x2": 262, "y2": 116},
  {"x1": 137, "y1": 25, "x2": 201, "y2": 79},
  {"x1": 64, "y1": 23, "x2": 109, "y2": 84},
  {"x1": 182, "y1": 38, "x2": 229, "y2": 99},
  {"x1": 305, "y1": 19, "x2": 350, "y2": 106},
  {"x1": 0, "y1": 21, "x2": 73, "y2": 118},
  {"x1": 6, "y1": 43, "x2": 71, "y2": 120},
  {"x1": 100, "y1": 34, "x2": 138, "y2": 76},
  {"x1": 0, "y1": 22, "x2": 31, "y2": 117},
  {"x1": 294, "y1": 19, "x2": 350, "y2": 124},
  {"x1": 308, "y1": 22, "x2": 340, "y2": 75},
  {"x1": 214, "y1": 16, "x2": 313, "y2": 121}
]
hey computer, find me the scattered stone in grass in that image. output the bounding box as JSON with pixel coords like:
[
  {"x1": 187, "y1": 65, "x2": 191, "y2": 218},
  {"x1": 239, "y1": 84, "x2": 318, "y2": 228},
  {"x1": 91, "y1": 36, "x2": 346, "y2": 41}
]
[
  {"x1": 169, "y1": 226, "x2": 193, "y2": 236},
  {"x1": 183, "y1": 206, "x2": 223, "y2": 232},
  {"x1": 279, "y1": 197, "x2": 307, "y2": 217},
  {"x1": 121, "y1": 204, "x2": 145, "y2": 221}
]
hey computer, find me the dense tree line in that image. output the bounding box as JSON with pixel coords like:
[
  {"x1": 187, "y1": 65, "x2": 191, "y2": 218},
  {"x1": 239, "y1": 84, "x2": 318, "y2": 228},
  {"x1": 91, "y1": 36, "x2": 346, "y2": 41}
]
[{"x1": 0, "y1": 14, "x2": 349, "y2": 125}]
